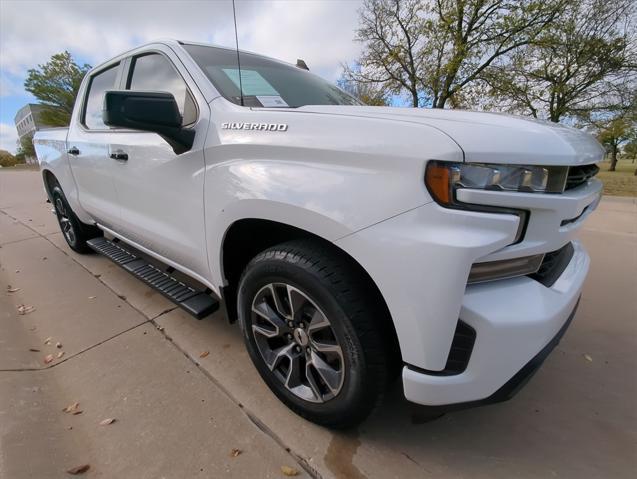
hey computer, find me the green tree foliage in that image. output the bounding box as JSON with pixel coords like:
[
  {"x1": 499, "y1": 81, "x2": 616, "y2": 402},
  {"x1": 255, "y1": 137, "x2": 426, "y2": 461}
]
[
  {"x1": 0, "y1": 149, "x2": 19, "y2": 167},
  {"x1": 484, "y1": 0, "x2": 636, "y2": 122},
  {"x1": 596, "y1": 116, "x2": 636, "y2": 171},
  {"x1": 17, "y1": 133, "x2": 36, "y2": 159},
  {"x1": 24, "y1": 51, "x2": 91, "y2": 126},
  {"x1": 623, "y1": 140, "x2": 637, "y2": 161},
  {"x1": 345, "y1": 0, "x2": 563, "y2": 108}
]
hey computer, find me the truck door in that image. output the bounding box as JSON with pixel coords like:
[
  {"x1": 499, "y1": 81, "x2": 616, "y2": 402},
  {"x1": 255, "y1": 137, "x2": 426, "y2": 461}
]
[
  {"x1": 106, "y1": 48, "x2": 210, "y2": 282},
  {"x1": 66, "y1": 62, "x2": 122, "y2": 229}
]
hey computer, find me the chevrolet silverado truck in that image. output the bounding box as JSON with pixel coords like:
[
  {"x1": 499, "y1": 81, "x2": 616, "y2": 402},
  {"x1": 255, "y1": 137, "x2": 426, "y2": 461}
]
[{"x1": 34, "y1": 40, "x2": 604, "y2": 428}]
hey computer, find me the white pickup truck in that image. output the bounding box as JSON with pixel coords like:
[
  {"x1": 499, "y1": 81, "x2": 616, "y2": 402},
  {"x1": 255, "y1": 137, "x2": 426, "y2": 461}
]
[{"x1": 34, "y1": 39, "x2": 604, "y2": 428}]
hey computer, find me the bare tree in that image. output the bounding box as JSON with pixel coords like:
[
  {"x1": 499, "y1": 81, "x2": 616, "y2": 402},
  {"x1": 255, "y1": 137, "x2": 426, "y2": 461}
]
[
  {"x1": 484, "y1": 0, "x2": 637, "y2": 122},
  {"x1": 345, "y1": 0, "x2": 563, "y2": 108},
  {"x1": 338, "y1": 67, "x2": 390, "y2": 105},
  {"x1": 345, "y1": 0, "x2": 426, "y2": 107}
]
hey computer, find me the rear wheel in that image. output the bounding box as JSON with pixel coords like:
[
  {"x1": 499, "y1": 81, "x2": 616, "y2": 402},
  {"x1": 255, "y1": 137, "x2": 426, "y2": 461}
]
[
  {"x1": 51, "y1": 185, "x2": 101, "y2": 254},
  {"x1": 237, "y1": 239, "x2": 392, "y2": 428}
]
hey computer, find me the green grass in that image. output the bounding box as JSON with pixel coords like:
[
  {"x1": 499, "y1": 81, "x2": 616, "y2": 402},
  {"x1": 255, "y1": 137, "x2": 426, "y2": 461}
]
[{"x1": 596, "y1": 159, "x2": 637, "y2": 197}]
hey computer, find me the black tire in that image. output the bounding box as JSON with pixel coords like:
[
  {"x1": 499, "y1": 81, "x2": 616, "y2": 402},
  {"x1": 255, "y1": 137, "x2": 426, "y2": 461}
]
[
  {"x1": 51, "y1": 184, "x2": 101, "y2": 254},
  {"x1": 237, "y1": 239, "x2": 392, "y2": 428}
]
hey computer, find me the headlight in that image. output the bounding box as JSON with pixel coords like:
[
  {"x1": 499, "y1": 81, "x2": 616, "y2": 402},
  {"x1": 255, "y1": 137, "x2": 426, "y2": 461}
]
[{"x1": 425, "y1": 161, "x2": 568, "y2": 206}]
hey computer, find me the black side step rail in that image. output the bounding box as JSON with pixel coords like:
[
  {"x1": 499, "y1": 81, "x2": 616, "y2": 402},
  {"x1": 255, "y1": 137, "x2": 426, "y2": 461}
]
[{"x1": 86, "y1": 237, "x2": 218, "y2": 319}]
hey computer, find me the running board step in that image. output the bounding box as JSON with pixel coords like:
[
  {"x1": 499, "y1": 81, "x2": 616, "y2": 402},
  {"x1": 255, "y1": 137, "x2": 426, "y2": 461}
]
[{"x1": 86, "y1": 237, "x2": 218, "y2": 319}]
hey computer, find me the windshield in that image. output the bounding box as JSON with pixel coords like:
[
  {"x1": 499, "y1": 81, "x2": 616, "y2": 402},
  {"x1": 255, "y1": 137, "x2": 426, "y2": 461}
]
[{"x1": 183, "y1": 44, "x2": 360, "y2": 108}]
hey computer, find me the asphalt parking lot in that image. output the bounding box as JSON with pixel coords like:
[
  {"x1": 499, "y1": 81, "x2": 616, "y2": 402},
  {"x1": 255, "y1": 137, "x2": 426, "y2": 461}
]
[{"x1": 1, "y1": 169, "x2": 635, "y2": 478}]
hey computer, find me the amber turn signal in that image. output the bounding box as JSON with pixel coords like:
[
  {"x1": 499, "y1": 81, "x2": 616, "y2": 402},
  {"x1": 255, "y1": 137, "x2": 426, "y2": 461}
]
[{"x1": 425, "y1": 163, "x2": 452, "y2": 205}]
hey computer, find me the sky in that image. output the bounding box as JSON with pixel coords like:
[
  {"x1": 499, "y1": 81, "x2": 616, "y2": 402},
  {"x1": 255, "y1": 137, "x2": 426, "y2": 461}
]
[{"x1": 0, "y1": 0, "x2": 364, "y2": 153}]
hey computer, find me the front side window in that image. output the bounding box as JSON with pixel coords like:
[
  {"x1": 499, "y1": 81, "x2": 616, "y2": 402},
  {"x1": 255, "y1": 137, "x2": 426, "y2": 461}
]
[
  {"x1": 183, "y1": 44, "x2": 360, "y2": 108},
  {"x1": 127, "y1": 53, "x2": 197, "y2": 125},
  {"x1": 83, "y1": 64, "x2": 119, "y2": 129}
]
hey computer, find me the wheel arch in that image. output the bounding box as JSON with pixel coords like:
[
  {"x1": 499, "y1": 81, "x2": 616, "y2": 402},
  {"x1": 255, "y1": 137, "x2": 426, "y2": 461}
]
[
  {"x1": 42, "y1": 168, "x2": 58, "y2": 201},
  {"x1": 219, "y1": 218, "x2": 402, "y2": 364}
]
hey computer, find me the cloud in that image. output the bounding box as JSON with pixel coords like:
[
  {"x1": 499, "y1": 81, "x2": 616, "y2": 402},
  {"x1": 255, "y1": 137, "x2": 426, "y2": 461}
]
[
  {"x1": 0, "y1": 123, "x2": 19, "y2": 153},
  {"x1": 0, "y1": 0, "x2": 363, "y2": 88}
]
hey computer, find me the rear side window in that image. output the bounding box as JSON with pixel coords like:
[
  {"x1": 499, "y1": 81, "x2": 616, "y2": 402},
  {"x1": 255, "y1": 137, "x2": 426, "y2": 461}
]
[
  {"x1": 127, "y1": 53, "x2": 197, "y2": 126},
  {"x1": 83, "y1": 64, "x2": 119, "y2": 129}
]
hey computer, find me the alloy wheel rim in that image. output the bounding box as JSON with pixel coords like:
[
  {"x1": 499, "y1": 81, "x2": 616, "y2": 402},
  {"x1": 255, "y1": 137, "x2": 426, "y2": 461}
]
[
  {"x1": 250, "y1": 282, "x2": 345, "y2": 403},
  {"x1": 55, "y1": 197, "x2": 76, "y2": 245}
]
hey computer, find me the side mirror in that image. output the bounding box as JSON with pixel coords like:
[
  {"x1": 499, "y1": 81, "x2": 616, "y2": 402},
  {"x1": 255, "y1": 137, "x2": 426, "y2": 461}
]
[{"x1": 102, "y1": 90, "x2": 195, "y2": 154}]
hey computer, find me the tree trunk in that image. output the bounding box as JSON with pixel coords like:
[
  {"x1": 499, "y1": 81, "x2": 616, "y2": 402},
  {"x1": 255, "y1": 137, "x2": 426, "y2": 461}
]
[
  {"x1": 411, "y1": 88, "x2": 419, "y2": 107},
  {"x1": 609, "y1": 145, "x2": 618, "y2": 171},
  {"x1": 435, "y1": 95, "x2": 447, "y2": 109}
]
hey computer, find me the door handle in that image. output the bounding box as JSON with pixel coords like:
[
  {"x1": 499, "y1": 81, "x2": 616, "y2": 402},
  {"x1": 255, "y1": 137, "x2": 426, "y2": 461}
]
[
  {"x1": 68, "y1": 147, "x2": 80, "y2": 156},
  {"x1": 109, "y1": 150, "x2": 128, "y2": 161}
]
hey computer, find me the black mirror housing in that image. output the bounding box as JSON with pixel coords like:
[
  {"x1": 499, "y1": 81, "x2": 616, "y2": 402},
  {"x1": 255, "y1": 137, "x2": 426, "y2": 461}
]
[{"x1": 102, "y1": 90, "x2": 194, "y2": 154}]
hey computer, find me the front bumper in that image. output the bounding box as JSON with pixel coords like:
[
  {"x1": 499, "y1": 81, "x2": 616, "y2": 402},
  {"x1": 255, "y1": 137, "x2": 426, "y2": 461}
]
[
  {"x1": 336, "y1": 178, "x2": 599, "y2": 407},
  {"x1": 403, "y1": 241, "x2": 588, "y2": 406}
]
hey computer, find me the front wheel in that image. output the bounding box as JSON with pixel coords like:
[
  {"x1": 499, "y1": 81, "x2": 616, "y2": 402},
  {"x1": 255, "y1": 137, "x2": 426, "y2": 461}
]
[
  {"x1": 237, "y1": 239, "x2": 392, "y2": 428},
  {"x1": 51, "y1": 185, "x2": 101, "y2": 254}
]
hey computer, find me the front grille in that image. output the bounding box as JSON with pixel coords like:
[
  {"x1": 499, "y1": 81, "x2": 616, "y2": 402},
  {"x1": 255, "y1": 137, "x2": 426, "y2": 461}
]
[
  {"x1": 529, "y1": 242, "x2": 575, "y2": 287},
  {"x1": 565, "y1": 164, "x2": 599, "y2": 190}
]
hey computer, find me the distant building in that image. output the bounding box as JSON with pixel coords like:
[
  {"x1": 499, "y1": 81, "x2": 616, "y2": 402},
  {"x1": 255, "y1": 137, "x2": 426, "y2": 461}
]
[{"x1": 14, "y1": 104, "x2": 47, "y2": 164}]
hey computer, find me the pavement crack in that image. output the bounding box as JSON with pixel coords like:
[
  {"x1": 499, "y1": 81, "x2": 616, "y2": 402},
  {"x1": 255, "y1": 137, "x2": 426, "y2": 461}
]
[
  {"x1": 150, "y1": 306, "x2": 178, "y2": 321},
  {"x1": 0, "y1": 320, "x2": 150, "y2": 372}
]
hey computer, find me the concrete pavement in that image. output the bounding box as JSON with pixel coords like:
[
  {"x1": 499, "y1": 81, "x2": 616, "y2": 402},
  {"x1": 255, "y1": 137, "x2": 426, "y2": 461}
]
[{"x1": 1, "y1": 169, "x2": 635, "y2": 478}]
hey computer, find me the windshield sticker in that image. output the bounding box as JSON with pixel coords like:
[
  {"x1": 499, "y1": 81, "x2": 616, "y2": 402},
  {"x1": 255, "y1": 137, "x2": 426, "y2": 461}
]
[
  {"x1": 256, "y1": 96, "x2": 288, "y2": 108},
  {"x1": 221, "y1": 68, "x2": 279, "y2": 96}
]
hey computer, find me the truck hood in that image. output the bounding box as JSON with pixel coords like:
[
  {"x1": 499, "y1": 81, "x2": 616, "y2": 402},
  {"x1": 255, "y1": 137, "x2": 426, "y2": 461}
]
[{"x1": 290, "y1": 105, "x2": 604, "y2": 166}]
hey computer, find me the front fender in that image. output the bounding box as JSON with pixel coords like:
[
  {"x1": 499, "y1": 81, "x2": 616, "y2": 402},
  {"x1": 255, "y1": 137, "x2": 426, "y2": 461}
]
[
  {"x1": 203, "y1": 102, "x2": 464, "y2": 287},
  {"x1": 204, "y1": 154, "x2": 433, "y2": 286}
]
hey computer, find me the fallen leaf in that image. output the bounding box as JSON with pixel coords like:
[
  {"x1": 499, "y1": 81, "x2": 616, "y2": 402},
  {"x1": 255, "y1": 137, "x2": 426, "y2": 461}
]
[
  {"x1": 88, "y1": 296, "x2": 96, "y2": 300},
  {"x1": 99, "y1": 418, "x2": 116, "y2": 426},
  {"x1": 72, "y1": 410, "x2": 83, "y2": 415},
  {"x1": 29, "y1": 348, "x2": 40, "y2": 352},
  {"x1": 17, "y1": 304, "x2": 36, "y2": 315},
  {"x1": 67, "y1": 464, "x2": 90, "y2": 475},
  {"x1": 281, "y1": 466, "x2": 299, "y2": 476},
  {"x1": 15, "y1": 270, "x2": 20, "y2": 273},
  {"x1": 7, "y1": 286, "x2": 20, "y2": 293},
  {"x1": 44, "y1": 337, "x2": 53, "y2": 345},
  {"x1": 56, "y1": 342, "x2": 63, "y2": 349},
  {"x1": 584, "y1": 354, "x2": 593, "y2": 362},
  {"x1": 57, "y1": 351, "x2": 65, "y2": 359},
  {"x1": 62, "y1": 402, "x2": 80, "y2": 413},
  {"x1": 199, "y1": 351, "x2": 210, "y2": 358},
  {"x1": 230, "y1": 448, "x2": 242, "y2": 457},
  {"x1": 67, "y1": 426, "x2": 73, "y2": 430},
  {"x1": 43, "y1": 354, "x2": 54, "y2": 364}
]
